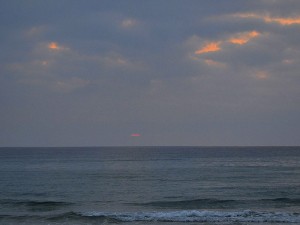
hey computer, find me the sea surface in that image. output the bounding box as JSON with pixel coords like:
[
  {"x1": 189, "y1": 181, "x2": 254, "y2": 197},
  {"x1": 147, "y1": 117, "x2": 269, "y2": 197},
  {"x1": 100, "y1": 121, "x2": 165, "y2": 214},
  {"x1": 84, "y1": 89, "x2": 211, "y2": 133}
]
[{"x1": 0, "y1": 146, "x2": 299, "y2": 225}]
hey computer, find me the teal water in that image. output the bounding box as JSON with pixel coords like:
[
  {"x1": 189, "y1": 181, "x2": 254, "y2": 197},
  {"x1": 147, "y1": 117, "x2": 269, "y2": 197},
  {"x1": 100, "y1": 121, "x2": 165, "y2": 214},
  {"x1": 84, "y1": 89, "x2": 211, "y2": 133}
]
[{"x1": 0, "y1": 146, "x2": 300, "y2": 225}]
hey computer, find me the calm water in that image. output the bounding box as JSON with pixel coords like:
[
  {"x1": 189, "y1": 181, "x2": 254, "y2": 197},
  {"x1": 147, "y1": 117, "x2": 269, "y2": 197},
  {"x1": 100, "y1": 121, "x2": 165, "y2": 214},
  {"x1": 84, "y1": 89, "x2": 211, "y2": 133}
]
[{"x1": 0, "y1": 146, "x2": 299, "y2": 225}]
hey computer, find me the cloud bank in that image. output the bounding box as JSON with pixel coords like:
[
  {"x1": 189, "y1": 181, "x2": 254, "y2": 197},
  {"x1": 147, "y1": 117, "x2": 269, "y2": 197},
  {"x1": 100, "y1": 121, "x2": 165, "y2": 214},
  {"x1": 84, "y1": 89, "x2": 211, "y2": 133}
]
[{"x1": 1, "y1": 0, "x2": 300, "y2": 146}]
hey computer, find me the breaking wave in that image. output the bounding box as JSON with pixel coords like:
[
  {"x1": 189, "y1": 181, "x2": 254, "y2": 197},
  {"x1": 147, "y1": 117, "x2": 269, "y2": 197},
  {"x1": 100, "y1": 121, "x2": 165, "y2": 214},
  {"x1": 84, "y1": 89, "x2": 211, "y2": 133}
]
[
  {"x1": 132, "y1": 197, "x2": 300, "y2": 209},
  {"x1": 80, "y1": 210, "x2": 300, "y2": 223},
  {"x1": 1, "y1": 210, "x2": 300, "y2": 224}
]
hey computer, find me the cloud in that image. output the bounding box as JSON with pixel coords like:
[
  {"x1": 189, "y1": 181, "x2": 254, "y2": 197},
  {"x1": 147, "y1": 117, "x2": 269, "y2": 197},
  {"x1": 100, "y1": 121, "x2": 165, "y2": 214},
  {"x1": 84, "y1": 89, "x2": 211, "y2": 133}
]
[
  {"x1": 228, "y1": 31, "x2": 260, "y2": 45},
  {"x1": 195, "y1": 42, "x2": 221, "y2": 55},
  {"x1": 101, "y1": 52, "x2": 144, "y2": 70},
  {"x1": 48, "y1": 42, "x2": 60, "y2": 50},
  {"x1": 53, "y1": 77, "x2": 90, "y2": 93},
  {"x1": 233, "y1": 13, "x2": 300, "y2": 26},
  {"x1": 254, "y1": 70, "x2": 271, "y2": 80},
  {"x1": 193, "y1": 30, "x2": 261, "y2": 56},
  {"x1": 190, "y1": 30, "x2": 262, "y2": 71},
  {"x1": 18, "y1": 75, "x2": 90, "y2": 93},
  {"x1": 29, "y1": 41, "x2": 72, "y2": 58},
  {"x1": 24, "y1": 26, "x2": 47, "y2": 38},
  {"x1": 1, "y1": 0, "x2": 300, "y2": 146},
  {"x1": 6, "y1": 38, "x2": 145, "y2": 94},
  {"x1": 204, "y1": 59, "x2": 227, "y2": 68},
  {"x1": 47, "y1": 42, "x2": 69, "y2": 51},
  {"x1": 120, "y1": 18, "x2": 139, "y2": 29}
]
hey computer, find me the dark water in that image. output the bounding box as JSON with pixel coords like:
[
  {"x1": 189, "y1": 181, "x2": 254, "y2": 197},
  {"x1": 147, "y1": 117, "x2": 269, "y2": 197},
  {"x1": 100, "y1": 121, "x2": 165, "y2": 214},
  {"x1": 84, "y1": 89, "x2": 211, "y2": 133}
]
[{"x1": 0, "y1": 146, "x2": 299, "y2": 225}]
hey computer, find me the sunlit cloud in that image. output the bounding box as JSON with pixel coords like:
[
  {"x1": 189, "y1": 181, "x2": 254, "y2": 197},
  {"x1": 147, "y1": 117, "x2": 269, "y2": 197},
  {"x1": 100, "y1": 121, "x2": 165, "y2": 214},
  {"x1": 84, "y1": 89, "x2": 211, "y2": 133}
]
[
  {"x1": 228, "y1": 31, "x2": 260, "y2": 45},
  {"x1": 48, "y1": 42, "x2": 59, "y2": 49},
  {"x1": 47, "y1": 42, "x2": 67, "y2": 51},
  {"x1": 262, "y1": 15, "x2": 300, "y2": 25},
  {"x1": 234, "y1": 13, "x2": 300, "y2": 26},
  {"x1": 193, "y1": 30, "x2": 260, "y2": 58},
  {"x1": 195, "y1": 42, "x2": 221, "y2": 55},
  {"x1": 268, "y1": 17, "x2": 300, "y2": 25},
  {"x1": 131, "y1": 133, "x2": 141, "y2": 137}
]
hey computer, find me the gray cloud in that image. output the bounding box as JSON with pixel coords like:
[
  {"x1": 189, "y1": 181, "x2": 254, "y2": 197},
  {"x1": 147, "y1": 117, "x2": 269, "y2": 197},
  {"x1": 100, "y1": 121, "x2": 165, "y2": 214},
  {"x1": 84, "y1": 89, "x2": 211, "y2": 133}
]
[{"x1": 1, "y1": 0, "x2": 300, "y2": 146}]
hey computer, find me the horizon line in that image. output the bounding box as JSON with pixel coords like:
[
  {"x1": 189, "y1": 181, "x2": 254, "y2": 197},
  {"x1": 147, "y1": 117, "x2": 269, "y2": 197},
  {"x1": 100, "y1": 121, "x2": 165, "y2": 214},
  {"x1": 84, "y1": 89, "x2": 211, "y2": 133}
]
[{"x1": 0, "y1": 145, "x2": 299, "y2": 148}]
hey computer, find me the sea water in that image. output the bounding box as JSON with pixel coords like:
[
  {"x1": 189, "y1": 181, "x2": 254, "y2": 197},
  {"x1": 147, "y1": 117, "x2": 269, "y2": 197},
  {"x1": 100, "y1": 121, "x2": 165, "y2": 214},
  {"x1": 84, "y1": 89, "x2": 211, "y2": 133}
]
[{"x1": 0, "y1": 146, "x2": 299, "y2": 225}]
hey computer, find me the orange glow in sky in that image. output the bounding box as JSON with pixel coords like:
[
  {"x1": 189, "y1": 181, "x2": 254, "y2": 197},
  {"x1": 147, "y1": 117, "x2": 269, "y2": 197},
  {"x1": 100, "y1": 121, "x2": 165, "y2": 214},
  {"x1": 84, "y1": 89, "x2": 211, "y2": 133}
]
[
  {"x1": 48, "y1": 42, "x2": 60, "y2": 49},
  {"x1": 228, "y1": 31, "x2": 260, "y2": 45},
  {"x1": 194, "y1": 31, "x2": 260, "y2": 57},
  {"x1": 195, "y1": 42, "x2": 221, "y2": 55},
  {"x1": 131, "y1": 133, "x2": 141, "y2": 137},
  {"x1": 265, "y1": 16, "x2": 300, "y2": 25},
  {"x1": 234, "y1": 13, "x2": 300, "y2": 26}
]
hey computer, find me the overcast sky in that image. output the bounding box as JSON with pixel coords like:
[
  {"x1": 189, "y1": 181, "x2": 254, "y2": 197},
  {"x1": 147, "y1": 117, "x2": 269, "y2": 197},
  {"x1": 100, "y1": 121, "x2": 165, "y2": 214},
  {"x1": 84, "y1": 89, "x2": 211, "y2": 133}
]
[{"x1": 1, "y1": 0, "x2": 300, "y2": 146}]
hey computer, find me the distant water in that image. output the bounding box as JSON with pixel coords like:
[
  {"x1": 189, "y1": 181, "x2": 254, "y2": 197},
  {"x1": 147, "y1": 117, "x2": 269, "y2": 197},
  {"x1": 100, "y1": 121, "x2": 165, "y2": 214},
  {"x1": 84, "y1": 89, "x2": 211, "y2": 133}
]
[{"x1": 0, "y1": 146, "x2": 299, "y2": 225}]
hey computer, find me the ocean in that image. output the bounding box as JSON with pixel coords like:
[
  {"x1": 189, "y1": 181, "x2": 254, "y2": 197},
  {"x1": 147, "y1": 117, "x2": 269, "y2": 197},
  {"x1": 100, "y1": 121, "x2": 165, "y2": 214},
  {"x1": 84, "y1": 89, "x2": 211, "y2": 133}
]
[{"x1": 0, "y1": 146, "x2": 299, "y2": 225}]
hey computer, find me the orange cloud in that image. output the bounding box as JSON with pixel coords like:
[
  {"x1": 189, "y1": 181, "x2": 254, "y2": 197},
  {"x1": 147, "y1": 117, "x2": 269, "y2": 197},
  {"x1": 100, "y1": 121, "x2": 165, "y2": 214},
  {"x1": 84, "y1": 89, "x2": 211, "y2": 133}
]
[
  {"x1": 195, "y1": 42, "x2": 221, "y2": 55},
  {"x1": 265, "y1": 16, "x2": 300, "y2": 25},
  {"x1": 193, "y1": 31, "x2": 260, "y2": 57},
  {"x1": 228, "y1": 31, "x2": 260, "y2": 45},
  {"x1": 234, "y1": 13, "x2": 300, "y2": 26},
  {"x1": 47, "y1": 42, "x2": 68, "y2": 51},
  {"x1": 48, "y1": 42, "x2": 59, "y2": 49},
  {"x1": 193, "y1": 30, "x2": 260, "y2": 58}
]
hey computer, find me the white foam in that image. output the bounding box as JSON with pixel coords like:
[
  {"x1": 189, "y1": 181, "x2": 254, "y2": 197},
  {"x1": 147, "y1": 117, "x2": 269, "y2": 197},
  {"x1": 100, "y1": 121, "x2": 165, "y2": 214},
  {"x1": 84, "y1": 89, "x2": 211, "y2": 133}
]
[{"x1": 81, "y1": 210, "x2": 300, "y2": 223}]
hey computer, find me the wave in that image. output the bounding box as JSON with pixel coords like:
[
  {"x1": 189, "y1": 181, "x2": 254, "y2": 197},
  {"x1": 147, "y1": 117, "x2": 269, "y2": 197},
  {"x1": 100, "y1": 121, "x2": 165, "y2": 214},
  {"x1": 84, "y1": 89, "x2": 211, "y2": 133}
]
[
  {"x1": 135, "y1": 198, "x2": 237, "y2": 209},
  {"x1": 80, "y1": 210, "x2": 300, "y2": 223},
  {"x1": 133, "y1": 197, "x2": 300, "y2": 209},
  {"x1": 266, "y1": 198, "x2": 300, "y2": 204},
  {"x1": 1, "y1": 210, "x2": 300, "y2": 223},
  {"x1": 0, "y1": 199, "x2": 72, "y2": 211}
]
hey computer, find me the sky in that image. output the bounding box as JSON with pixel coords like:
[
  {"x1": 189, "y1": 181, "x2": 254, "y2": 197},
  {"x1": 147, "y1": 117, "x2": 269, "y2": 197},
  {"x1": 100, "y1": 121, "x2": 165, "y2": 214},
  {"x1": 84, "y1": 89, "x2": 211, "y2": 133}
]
[{"x1": 1, "y1": 0, "x2": 300, "y2": 147}]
